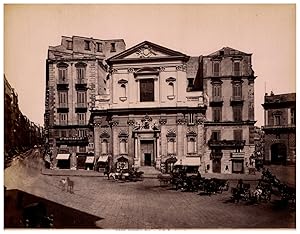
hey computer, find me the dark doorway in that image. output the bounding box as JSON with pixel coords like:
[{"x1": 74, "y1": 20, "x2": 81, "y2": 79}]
[
  {"x1": 212, "y1": 158, "x2": 221, "y2": 173},
  {"x1": 57, "y1": 159, "x2": 70, "y2": 169},
  {"x1": 271, "y1": 143, "x2": 287, "y2": 165},
  {"x1": 144, "y1": 153, "x2": 152, "y2": 166}
]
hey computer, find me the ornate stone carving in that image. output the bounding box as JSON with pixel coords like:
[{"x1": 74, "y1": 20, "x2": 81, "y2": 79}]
[
  {"x1": 177, "y1": 118, "x2": 187, "y2": 125},
  {"x1": 127, "y1": 67, "x2": 135, "y2": 73},
  {"x1": 118, "y1": 130, "x2": 129, "y2": 138},
  {"x1": 110, "y1": 68, "x2": 118, "y2": 74},
  {"x1": 100, "y1": 132, "x2": 110, "y2": 138},
  {"x1": 159, "y1": 66, "x2": 165, "y2": 72},
  {"x1": 159, "y1": 118, "x2": 167, "y2": 125},
  {"x1": 127, "y1": 119, "x2": 135, "y2": 126},
  {"x1": 109, "y1": 120, "x2": 119, "y2": 127},
  {"x1": 196, "y1": 114, "x2": 206, "y2": 125},
  {"x1": 176, "y1": 64, "x2": 187, "y2": 72},
  {"x1": 136, "y1": 45, "x2": 157, "y2": 58}
]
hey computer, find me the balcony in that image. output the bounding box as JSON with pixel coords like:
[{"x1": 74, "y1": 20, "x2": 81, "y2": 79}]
[
  {"x1": 231, "y1": 152, "x2": 245, "y2": 158},
  {"x1": 56, "y1": 136, "x2": 88, "y2": 145},
  {"x1": 208, "y1": 139, "x2": 246, "y2": 149},
  {"x1": 230, "y1": 96, "x2": 244, "y2": 105},
  {"x1": 209, "y1": 96, "x2": 224, "y2": 107}
]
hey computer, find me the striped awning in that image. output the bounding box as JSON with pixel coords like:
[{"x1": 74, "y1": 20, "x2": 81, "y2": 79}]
[
  {"x1": 56, "y1": 154, "x2": 70, "y2": 160},
  {"x1": 85, "y1": 156, "x2": 95, "y2": 164},
  {"x1": 174, "y1": 157, "x2": 200, "y2": 166},
  {"x1": 98, "y1": 156, "x2": 108, "y2": 162}
]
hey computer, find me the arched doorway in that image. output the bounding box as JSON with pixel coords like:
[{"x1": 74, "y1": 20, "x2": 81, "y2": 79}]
[{"x1": 271, "y1": 143, "x2": 287, "y2": 165}]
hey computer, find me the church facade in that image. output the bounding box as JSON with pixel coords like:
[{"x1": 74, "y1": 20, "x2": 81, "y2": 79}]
[{"x1": 45, "y1": 36, "x2": 256, "y2": 174}]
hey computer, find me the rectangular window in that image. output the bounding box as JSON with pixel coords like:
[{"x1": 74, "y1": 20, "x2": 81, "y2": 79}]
[
  {"x1": 110, "y1": 42, "x2": 116, "y2": 52},
  {"x1": 291, "y1": 108, "x2": 296, "y2": 124},
  {"x1": 60, "y1": 130, "x2": 67, "y2": 138},
  {"x1": 213, "y1": 62, "x2": 220, "y2": 76},
  {"x1": 212, "y1": 84, "x2": 222, "y2": 101},
  {"x1": 79, "y1": 146, "x2": 86, "y2": 153},
  {"x1": 211, "y1": 130, "x2": 221, "y2": 141},
  {"x1": 59, "y1": 113, "x2": 68, "y2": 125},
  {"x1": 140, "y1": 79, "x2": 154, "y2": 102},
  {"x1": 187, "y1": 78, "x2": 194, "y2": 89},
  {"x1": 84, "y1": 40, "x2": 90, "y2": 50},
  {"x1": 58, "y1": 91, "x2": 68, "y2": 107},
  {"x1": 76, "y1": 67, "x2": 85, "y2": 80},
  {"x1": 233, "y1": 106, "x2": 243, "y2": 121},
  {"x1": 233, "y1": 83, "x2": 242, "y2": 98},
  {"x1": 233, "y1": 129, "x2": 243, "y2": 141},
  {"x1": 212, "y1": 107, "x2": 222, "y2": 122},
  {"x1": 67, "y1": 40, "x2": 73, "y2": 50},
  {"x1": 78, "y1": 113, "x2": 86, "y2": 125},
  {"x1": 233, "y1": 62, "x2": 240, "y2": 76},
  {"x1": 96, "y1": 42, "x2": 103, "y2": 52},
  {"x1": 77, "y1": 91, "x2": 86, "y2": 107},
  {"x1": 274, "y1": 115, "x2": 281, "y2": 126},
  {"x1": 58, "y1": 69, "x2": 67, "y2": 81}
]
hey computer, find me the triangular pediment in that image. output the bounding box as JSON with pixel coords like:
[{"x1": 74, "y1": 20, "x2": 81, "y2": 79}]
[
  {"x1": 208, "y1": 47, "x2": 251, "y2": 57},
  {"x1": 107, "y1": 41, "x2": 189, "y2": 64}
]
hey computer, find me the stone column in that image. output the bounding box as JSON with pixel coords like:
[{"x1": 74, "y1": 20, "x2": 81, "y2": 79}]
[{"x1": 153, "y1": 137, "x2": 157, "y2": 166}]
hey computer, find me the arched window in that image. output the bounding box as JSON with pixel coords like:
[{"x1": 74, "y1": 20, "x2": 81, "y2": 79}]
[{"x1": 75, "y1": 62, "x2": 87, "y2": 83}]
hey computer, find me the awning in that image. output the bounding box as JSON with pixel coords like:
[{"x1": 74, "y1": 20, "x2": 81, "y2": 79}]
[
  {"x1": 85, "y1": 156, "x2": 95, "y2": 164},
  {"x1": 174, "y1": 157, "x2": 201, "y2": 166},
  {"x1": 56, "y1": 154, "x2": 70, "y2": 160},
  {"x1": 98, "y1": 155, "x2": 108, "y2": 162}
]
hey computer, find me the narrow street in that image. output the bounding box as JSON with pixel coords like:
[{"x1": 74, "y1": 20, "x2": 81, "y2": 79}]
[{"x1": 4, "y1": 148, "x2": 296, "y2": 229}]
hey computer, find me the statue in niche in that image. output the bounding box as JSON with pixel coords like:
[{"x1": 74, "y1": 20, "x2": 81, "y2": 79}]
[{"x1": 133, "y1": 122, "x2": 141, "y2": 130}]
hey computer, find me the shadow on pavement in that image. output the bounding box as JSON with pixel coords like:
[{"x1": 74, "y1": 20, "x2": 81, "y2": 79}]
[{"x1": 4, "y1": 188, "x2": 103, "y2": 228}]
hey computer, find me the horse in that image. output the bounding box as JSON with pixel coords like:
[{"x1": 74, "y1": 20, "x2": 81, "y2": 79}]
[
  {"x1": 59, "y1": 178, "x2": 67, "y2": 191},
  {"x1": 66, "y1": 177, "x2": 74, "y2": 193}
]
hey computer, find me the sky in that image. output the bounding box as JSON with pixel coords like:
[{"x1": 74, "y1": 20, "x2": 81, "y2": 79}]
[{"x1": 4, "y1": 4, "x2": 296, "y2": 126}]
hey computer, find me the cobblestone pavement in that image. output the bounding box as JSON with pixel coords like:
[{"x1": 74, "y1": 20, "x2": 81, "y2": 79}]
[{"x1": 4, "y1": 149, "x2": 296, "y2": 229}]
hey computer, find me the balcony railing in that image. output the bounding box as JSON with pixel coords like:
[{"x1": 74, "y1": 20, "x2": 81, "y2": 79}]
[
  {"x1": 233, "y1": 71, "x2": 241, "y2": 76},
  {"x1": 231, "y1": 96, "x2": 244, "y2": 102},
  {"x1": 76, "y1": 79, "x2": 87, "y2": 84},
  {"x1": 211, "y1": 96, "x2": 223, "y2": 102},
  {"x1": 208, "y1": 139, "x2": 246, "y2": 148},
  {"x1": 58, "y1": 103, "x2": 68, "y2": 108},
  {"x1": 76, "y1": 103, "x2": 87, "y2": 108},
  {"x1": 58, "y1": 79, "x2": 68, "y2": 84}
]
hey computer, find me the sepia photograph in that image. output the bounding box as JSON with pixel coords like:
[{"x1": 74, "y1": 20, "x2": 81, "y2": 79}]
[{"x1": 3, "y1": 2, "x2": 296, "y2": 229}]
